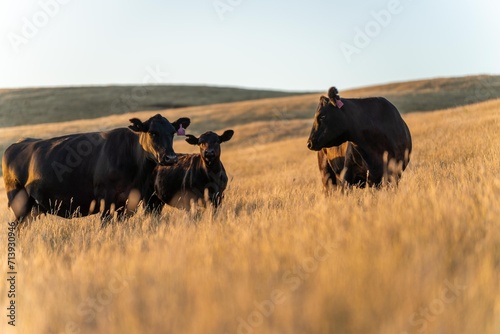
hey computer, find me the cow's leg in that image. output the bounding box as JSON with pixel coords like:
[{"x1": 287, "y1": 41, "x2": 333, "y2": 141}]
[
  {"x1": 94, "y1": 185, "x2": 119, "y2": 227},
  {"x1": 212, "y1": 192, "x2": 224, "y2": 209},
  {"x1": 99, "y1": 192, "x2": 135, "y2": 226},
  {"x1": 93, "y1": 195, "x2": 113, "y2": 227},
  {"x1": 18, "y1": 200, "x2": 44, "y2": 228},
  {"x1": 99, "y1": 197, "x2": 116, "y2": 227},
  {"x1": 101, "y1": 202, "x2": 124, "y2": 227},
  {"x1": 344, "y1": 146, "x2": 369, "y2": 188},
  {"x1": 317, "y1": 151, "x2": 337, "y2": 193},
  {"x1": 368, "y1": 163, "x2": 385, "y2": 188},
  {"x1": 7, "y1": 188, "x2": 32, "y2": 222},
  {"x1": 342, "y1": 167, "x2": 355, "y2": 186},
  {"x1": 7, "y1": 188, "x2": 46, "y2": 228},
  {"x1": 144, "y1": 194, "x2": 165, "y2": 216},
  {"x1": 384, "y1": 154, "x2": 404, "y2": 186}
]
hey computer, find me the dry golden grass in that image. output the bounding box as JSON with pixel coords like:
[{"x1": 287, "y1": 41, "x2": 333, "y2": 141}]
[{"x1": 0, "y1": 98, "x2": 499, "y2": 334}]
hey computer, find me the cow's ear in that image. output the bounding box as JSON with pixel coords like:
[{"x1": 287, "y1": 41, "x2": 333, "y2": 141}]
[
  {"x1": 219, "y1": 130, "x2": 234, "y2": 143},
  {"x1": 129, "y1": 118, "x2": 147, "y2": 132},
  {"x1": 172, "y1": 117, "x2": 191, "y2": 131},
  {"x1": 185, "y1": 134, "x2": 199, "y2": 146},
  {"x1": 320, "y1": 96, "x2": 329, "y2": 106}
]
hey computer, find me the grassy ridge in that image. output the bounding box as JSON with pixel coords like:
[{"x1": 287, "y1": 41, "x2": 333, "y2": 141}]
[
  {"x1": 0, "y1": 99, "x2": 498, "y2": 334},
  {"x1": 1, "y1": 75, "x2": 499, "y2": 129},
  {"x1": 342, "y1": 74, "x2": 500, "y2": 113},
  {"x1": 0, "y1": 85, "x2": 306, "y2": 128}
]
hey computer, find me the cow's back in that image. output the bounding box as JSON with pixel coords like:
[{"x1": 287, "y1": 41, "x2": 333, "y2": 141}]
[{"x1": 347, "y1": 97, "x2": 412, "y2": 168}]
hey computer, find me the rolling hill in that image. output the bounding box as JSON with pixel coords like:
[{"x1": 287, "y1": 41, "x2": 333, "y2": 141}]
[
  {"x1": 0, "y1": 75, "x2": 499, "y2": 129},
  {"x1": 341, "y1": 74, "x2": 500, "y2": 113},
  {"x1": 0, "y1": 85, "x2": 307, "y2": 128}
]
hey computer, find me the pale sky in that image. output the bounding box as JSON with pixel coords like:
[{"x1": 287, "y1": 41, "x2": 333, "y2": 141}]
[{"x1": 1, "y1": 0, "x2": 499, "y2": 91}]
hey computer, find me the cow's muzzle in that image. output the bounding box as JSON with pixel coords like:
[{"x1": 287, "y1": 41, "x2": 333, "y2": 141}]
[
  {"x1": 203, "y1": 149, "x2": 218, "y2": 163},
  {"x1": 160, "y1": 154, "x2": 178, "y2": 166},
  {"x1": 307, "y1": 139, "x2": 320, "y2": 151},
  {"x1": 204, "y1": 150, "x2": 216, "y2": 159}
]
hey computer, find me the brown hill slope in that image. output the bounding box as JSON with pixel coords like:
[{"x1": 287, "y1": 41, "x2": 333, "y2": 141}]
[
  {"x1": 0, "y1": 75, "x2": 499, "y2": 128},
  {"x1": 342, "y1": 74, "x2": 500, "y2": 113},
  {"x1": 0, "y1": 85, "x2": 306, "y2": 128}
]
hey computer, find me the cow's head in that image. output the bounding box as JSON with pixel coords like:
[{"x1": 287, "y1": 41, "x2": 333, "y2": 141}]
[
  {"x1": 185, "y1": 130, "x2": 234, "y2": 165},
  {"x1": 129, "y1": 114, "x2": 191, "y2": 166},
  {"x1": 307, "y1": 87, "x2": 348, "y2": 151}
]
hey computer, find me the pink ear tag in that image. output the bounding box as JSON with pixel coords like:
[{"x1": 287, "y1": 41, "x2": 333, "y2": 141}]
[
  {"x1": 336, "y1": 99, "x2": 344, "y2": 108},
  {"x1": 177, "y1": 124, "x2": 185, "y2": 136}
]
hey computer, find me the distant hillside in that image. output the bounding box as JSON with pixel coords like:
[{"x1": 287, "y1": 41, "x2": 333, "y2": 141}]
[
  {"x1": 1, "y1": 75, "x2": 498, "y2": 129},
  {"x1": 0, "y1": 85, "x2": 306, "y2": 128},
  {"x1": 342, "y1": 75, "x2": 500, "y2": 113}
]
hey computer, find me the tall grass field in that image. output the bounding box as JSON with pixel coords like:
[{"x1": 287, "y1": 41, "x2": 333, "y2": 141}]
[{"x1": 0, "y1": 81, "x2": 499, "y2": 333}]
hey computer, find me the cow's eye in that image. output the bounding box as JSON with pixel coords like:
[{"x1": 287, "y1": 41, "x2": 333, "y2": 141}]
[
  {"x1": 319, "y1": 115, "x2": 326, "y2": 121},
  {"x1": 150, "y1": 131, "x2": 158, "y2": 138}
]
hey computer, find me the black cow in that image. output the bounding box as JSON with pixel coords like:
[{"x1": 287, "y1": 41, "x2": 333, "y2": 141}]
[
  {"x1": 307, "y1": 87, "x2": 412, "y2": 188},
  {"x1": 2, "y1": 114, "x2": 190, "y2": 224},
  {"x1": 154, "y1": 130, "x2": 234, "y2": 210}
]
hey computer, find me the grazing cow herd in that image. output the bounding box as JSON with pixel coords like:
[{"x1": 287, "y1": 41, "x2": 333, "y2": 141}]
[{"x1": 2, "y1": 87, "x2": 412, "y2": 226}]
